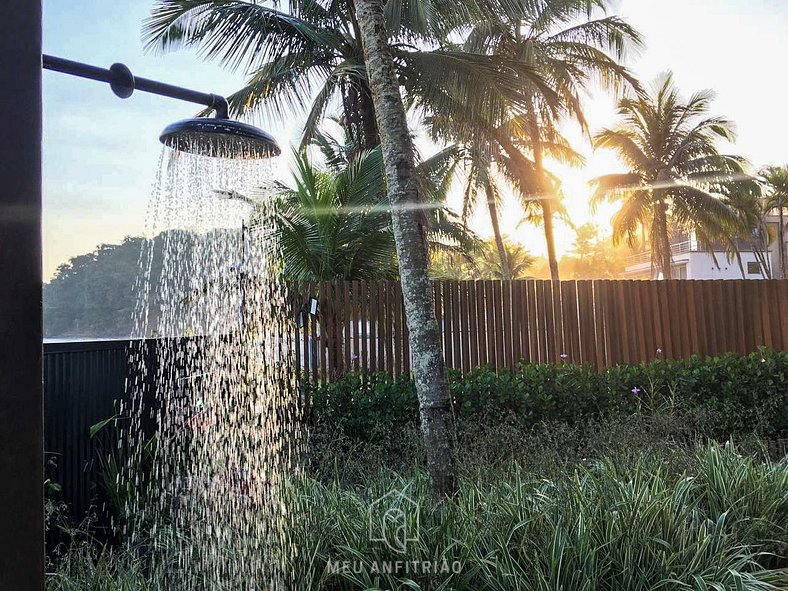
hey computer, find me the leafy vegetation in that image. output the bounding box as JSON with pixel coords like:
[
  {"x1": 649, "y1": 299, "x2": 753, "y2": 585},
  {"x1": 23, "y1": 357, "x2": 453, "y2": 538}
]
[
  {"x1": 285, "y1": 445, "x2": 788, "y2": 591},
  {"x1": 143, "y1": 0, "x2": 548, "y2": 153},
  {"x1": 142, "y1": 0, "x2": 649, "y2": 283},
  {"x1": 264, "y1": 136, "x2": 476, "y2": 281},
  {"x1": 592, "y1": 73, "x2": 755, "y2": 279},
  {"x1": 307, "y1": 349, "x2": 788, "y2": 442},
  {"x1": 47, "y1": 443, "x2": 788, "y2": 590},
  {"x1": 430, "y1": 237, "x2": 535, "y2": 280},
  {"x1": 431, "y1": 0, "x2": 642, "y2": 281}
]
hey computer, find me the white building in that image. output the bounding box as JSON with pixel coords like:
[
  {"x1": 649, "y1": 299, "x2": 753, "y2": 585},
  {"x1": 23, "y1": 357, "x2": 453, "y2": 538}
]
[{"x1": 624, "y1": 227, "x2": 783, "y2": 280}]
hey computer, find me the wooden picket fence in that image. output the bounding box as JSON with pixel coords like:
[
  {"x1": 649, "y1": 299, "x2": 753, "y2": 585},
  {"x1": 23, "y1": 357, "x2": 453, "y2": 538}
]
[{"x1": 288, "y1": 280, "x2": 788, "y2": 382}]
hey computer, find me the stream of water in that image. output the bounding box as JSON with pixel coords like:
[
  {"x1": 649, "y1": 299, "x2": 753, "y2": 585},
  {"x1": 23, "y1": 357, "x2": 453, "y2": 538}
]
[{"x1": 119, "y1": 146, "x2": 301, "y2": 590}]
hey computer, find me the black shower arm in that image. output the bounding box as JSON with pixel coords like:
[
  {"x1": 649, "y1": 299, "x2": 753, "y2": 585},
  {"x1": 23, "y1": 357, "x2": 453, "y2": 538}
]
[{"x1": 42, "y1": 54, "x2": 230, "y2": 119}]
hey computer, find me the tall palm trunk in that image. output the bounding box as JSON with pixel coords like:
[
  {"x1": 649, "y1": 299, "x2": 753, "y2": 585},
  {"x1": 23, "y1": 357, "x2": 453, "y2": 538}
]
[
  {"x1": 654, "y1": 198, "x2": 672, "y2": 279},
  {"x1": 359, "y1": 87, "x2": 379, "y2": 151},
  {"x1": 497, "y1": 133, "x2": 560, "y2": 281},
  {"x1": 485, "y1": 185, "x2": 510, "y2": 280},
  {"x1": 779, "y1": 203, "x2": 785, "y2": 280},
  {"x1": 531, "y1": 140, "x2": 560, "y2": 282},
  {"x1": 540, "y1": 198, "x2": 560, "y2": 282},
  {"x1": 346, "y1": 0, "x2": 379, "y2": 152},
  {"x1": 355, "y1": 0, "x2": 456, "y2": 496}
]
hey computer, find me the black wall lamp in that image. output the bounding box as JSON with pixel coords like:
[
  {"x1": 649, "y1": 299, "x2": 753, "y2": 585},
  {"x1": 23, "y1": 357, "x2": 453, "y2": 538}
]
[{"x1": 296, "y1": 296, "x2": 320, "y2": 328}]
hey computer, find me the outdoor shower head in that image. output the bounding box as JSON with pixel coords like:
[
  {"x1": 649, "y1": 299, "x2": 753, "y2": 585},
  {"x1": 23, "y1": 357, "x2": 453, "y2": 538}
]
[
  {"x1": 42, "y1": 55, "x2": 281, "y2": 160},
  {"x1": 160, "y1": 117, "x2": 281, "y2": 159}
]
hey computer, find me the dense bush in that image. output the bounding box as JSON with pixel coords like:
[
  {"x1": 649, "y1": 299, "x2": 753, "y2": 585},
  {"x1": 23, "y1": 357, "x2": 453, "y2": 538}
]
[{"x1": 306, "y1": 349, "x2": 788, "y2": 440}]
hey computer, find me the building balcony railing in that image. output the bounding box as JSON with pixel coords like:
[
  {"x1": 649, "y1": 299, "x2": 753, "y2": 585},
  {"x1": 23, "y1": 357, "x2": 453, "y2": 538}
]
[
  {"x1": 626, "y1": 240, "x2": 693, "y2": 266},
  {"x1": 626, "y1": 237, "x2": 768, "y2": 268}
]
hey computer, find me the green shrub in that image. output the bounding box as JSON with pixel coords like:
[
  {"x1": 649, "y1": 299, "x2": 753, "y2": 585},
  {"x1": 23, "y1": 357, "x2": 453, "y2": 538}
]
[
  {"x1": 308, "y1": 371, "x2": 419, "y2": 439},
  {"x1": 305, "y1": 349, "x2": 788, "y2": 441}
]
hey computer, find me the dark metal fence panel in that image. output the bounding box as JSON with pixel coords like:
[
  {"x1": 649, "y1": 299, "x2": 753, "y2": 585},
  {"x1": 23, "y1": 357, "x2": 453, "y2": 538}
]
[
  {"x1": 44, "y1": 337, "x2": 192, "y2": 521},
  {"x1": 44, "y1": 340, "x2": 128, "y2": 519}
]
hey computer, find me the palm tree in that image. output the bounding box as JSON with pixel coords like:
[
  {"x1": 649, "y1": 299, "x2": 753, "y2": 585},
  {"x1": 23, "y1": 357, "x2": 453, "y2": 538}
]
[
  {"x1": 711, "y1": 180, "x2": 771, "y2": 279},
  {"x1": 429, "y1": 237, "x2": 533, "y2": 280},
  {"x1": 144, "y1": 0, "x2": 550, "y2": 152},
  {"x1": 266, "y1": 138, "x2": 477, "y2": 280},
  {"x1": 268, "y1": 148, "x2": 397, "y2": 280},
  {"x1": 495, "y1": 121, "x2": 585, "y2": 282},
  {"x1": 430, "y1": 0, "x2": 643, "y2": 281},
  {"x1": 354, "y1": 0, "x2": 455, "y2": 495},
  {"x1": 459, "y1": 147, "x2": 511, "y2": 279},
  {"x1": 473, "y1": 238, "x2": 534, "y2": 280},
  {"x1": 760, "y1": 166, "x2": 788, "y2": 279},
  {"x1": 592, "y1": 73, "x2": 749, "y2": 279}
]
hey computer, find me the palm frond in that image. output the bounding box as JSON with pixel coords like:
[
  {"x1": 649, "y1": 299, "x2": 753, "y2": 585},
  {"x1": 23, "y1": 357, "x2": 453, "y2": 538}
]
[
  {"x1": 144, "y1": 0, "x2": 345, "y2": 72},
  {"x1": 590, "y1": 173, "x2": 644, "y2": 204},
  {"x1": 224, "y1": 53, "x2": 332, "y2": 121},
  {"x1": 401, "y1": 49, "x2": 560, "y2": 138}
]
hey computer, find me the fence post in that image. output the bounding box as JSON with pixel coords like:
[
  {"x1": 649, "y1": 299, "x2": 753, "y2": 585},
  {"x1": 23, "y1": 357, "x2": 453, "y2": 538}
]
[{"x1": 0, "y1": 2, "x2": 44, "y2": 588}]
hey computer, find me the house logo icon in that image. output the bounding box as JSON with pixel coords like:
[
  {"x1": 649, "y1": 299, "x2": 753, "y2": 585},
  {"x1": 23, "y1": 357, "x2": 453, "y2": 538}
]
[{"x1": 368, "y1": 490, "x2": 419, "y2": 553}]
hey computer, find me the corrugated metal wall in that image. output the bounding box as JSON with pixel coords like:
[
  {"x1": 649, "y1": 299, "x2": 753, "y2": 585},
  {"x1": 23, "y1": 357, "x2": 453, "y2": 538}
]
[{"x1": 44, "y1": 340, "x2": 129, "y2": 519}]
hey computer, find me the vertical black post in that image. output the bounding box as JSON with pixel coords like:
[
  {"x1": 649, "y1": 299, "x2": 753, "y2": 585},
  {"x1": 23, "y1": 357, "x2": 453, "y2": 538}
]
[{"x1": 0, "y1": 1, "x2": 44, "y2": 589}]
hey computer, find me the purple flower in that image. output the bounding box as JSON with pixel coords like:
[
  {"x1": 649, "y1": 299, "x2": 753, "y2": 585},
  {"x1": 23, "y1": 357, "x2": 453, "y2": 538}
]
[
  {"x1": 351, "y1": 354, "x2": 359, "y2": 361},
  {"x1": 631, "y1": 386, "x2": 641, "y2": 396},
  {"x1": 656, "y1": 348, "x2": 663, "y2": 355},
  {"x1": 560, "y1": 353, "x2": 568, "y2": 361}
]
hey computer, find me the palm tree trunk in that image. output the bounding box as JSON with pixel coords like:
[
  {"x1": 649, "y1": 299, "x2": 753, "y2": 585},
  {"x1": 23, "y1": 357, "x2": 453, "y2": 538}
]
[
  {"x1": 355, "y1": 0, "x2": 456, "y2": 496},
  {"x1": 541, "y1": 199, "x2": 560, "y2": 282},
  {"x1": 655, "y1": 199, "x2": 672, "y2": 279},
  {"x1": 485, "y1": 185, "x2": 510, "y2": 280},
  {"x1": 497, "y1": 128, "x2": 560, "y2": 281},
  {"x1": 345, "y1": 0, "x2": 378, "y2": 152},
  {"x1": 360, "y1": 90, "x2": 379, "y2": 151},
  {"x1": 779, "y1": 204, "x2": 785, "y2": 280},
  {"x1": 531, "y1": 139, "x2": 560, "y2": 282},
  {"x1": 754, "y1": 238, "x2": 772, "y2": 278}
]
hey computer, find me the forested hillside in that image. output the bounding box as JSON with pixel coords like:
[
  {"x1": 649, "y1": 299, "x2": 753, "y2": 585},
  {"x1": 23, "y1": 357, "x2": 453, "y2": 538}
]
[{"x1": 44, "y1": 236, "x2": 150, "y2": 338}]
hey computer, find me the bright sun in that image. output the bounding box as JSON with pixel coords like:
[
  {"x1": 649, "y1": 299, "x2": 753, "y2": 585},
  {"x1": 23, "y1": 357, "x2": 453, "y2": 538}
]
[
  {"x1": 462, "y1": 141, "x2": 626, "y2": 259},
  {"x1": 425, "y1": 89, "x2": 630, "y2": 260},
  {"x1": 495, "y1": 92, "x2": 629, "y2": 258}
]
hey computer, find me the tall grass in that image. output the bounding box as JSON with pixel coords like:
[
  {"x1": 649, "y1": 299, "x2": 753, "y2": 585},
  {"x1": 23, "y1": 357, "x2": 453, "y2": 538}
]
[
  {"x1": 48, "y1": 444, "x2": 787, "y2": 591},
  {"x1": 47, "y1": 544, "x2": 147, "y2": 591},
  {"x1": 282, "y1": 443, "x2": 787, "y2": 590}
]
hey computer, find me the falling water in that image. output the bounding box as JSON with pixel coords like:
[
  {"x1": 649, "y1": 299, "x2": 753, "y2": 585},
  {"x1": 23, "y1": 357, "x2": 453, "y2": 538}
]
[{"x1": 118, "y1": 144, "x2": 301, "y2": 590}]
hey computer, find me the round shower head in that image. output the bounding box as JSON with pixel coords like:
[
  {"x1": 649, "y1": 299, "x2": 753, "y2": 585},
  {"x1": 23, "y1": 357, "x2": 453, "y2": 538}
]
[{"x1": 160, "y1": 117, "x2": 281, "y2": 159}]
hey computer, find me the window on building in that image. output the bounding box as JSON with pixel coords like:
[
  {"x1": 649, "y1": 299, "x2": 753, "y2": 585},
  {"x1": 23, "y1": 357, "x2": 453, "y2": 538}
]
[
  {"x1": 747, "y1": 261, "x2": 762, "y2": 275},
  {"x1": 670, "y1": 264, "x2": 687, "y2": 279}
]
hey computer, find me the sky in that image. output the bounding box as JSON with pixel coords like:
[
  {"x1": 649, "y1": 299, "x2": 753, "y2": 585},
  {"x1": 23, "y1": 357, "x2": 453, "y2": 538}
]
[{"x1": 43, "y1": 0, "x2": 788, "y2": 279}]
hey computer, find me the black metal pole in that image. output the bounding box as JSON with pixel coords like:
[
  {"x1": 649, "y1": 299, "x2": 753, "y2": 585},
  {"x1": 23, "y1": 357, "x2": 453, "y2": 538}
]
[
  {"x1": 0, "y1": 1, "x2": 45, "y2": 589},
  {"x1": 42, "y1": 54, "x2": 229, "y2": 118}
]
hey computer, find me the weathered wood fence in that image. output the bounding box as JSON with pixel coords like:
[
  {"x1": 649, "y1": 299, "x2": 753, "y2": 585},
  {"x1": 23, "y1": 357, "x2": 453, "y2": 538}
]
[{"x1": 290, "y1": 279, "x2": 788, "y2": 381}]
